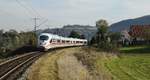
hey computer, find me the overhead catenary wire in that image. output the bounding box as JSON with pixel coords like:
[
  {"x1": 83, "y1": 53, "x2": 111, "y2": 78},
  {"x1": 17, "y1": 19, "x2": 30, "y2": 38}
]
[
  {"x1": 17, "y1": 0, "x2": 46, "y2": 19},
  {"x1": 21, "y1": 0, "x2": 42, "y2": 18},
  {"x1": 37, "y1": 19, "x2": 48, "y2": 27},
  {"x1": 20, "y1": 0, "x2": 49, "y2": 29},
  {"x1": 16, "y1": 0, "x2": 49, "y2": 31},
  {"x1": 15, "y1": 0, "x2": 35, "y2": 17}
]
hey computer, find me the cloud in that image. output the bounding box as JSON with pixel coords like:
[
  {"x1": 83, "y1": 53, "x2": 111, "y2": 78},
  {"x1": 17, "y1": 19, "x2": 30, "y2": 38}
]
[{"x1": 0, "y1": 0, "x2": 150, "y2": 31}]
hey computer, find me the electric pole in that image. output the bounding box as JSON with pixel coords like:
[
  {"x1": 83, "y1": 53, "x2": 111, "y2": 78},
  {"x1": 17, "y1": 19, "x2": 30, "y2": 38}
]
[
  {"x1": 33, "y1": 17, "x2": 39, "y2": 33},
  {"x1": 33, "y1": 18, "x2": 48, "y2": 33}
]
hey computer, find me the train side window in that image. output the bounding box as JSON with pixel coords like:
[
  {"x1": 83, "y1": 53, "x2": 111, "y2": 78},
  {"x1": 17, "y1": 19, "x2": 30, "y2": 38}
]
[
  {"x1": 62, "y1": 40, "x2": 65, "y2": 43},
  {"x1": 76, "y1": 41, "x2": 79, "y2": 43},
  {"x1": 50, "y1": 39, "x2": 52, "y2": 43},
  {"x1": 57, "y1": 40, "x2": 60, "y2": 43},
  {"x1": 66, "y1": 40, "x2": 70, "y2": 43},
  {"x1": 51, "y1": 39, "x2": 56, "y2": 43}
]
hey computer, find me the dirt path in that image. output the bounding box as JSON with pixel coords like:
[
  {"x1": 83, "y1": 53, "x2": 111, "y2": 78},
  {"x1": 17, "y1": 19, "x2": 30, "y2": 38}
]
[
  {"x1": 57, "y1": 48, "x2": 93, "y2": 80},
  {"x1": 26, "y1": 48, "x2": 93, "y2": 80}
]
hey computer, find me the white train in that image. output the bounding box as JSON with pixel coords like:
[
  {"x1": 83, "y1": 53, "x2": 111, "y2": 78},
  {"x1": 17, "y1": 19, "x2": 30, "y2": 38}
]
[{"x1": 37, "y1": 33, "x2": 87, "y2": 51}]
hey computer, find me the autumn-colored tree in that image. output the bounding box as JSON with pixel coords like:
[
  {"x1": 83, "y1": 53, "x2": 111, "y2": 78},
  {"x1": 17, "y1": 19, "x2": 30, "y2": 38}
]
[{"x1": 129, "y1": 25, "x2": 150, "y2": 40}]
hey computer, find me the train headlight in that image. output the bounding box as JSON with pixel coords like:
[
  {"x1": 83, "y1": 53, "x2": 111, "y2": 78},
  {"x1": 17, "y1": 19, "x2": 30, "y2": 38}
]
[
  {"x1": 43, "y1": 42, "x2": 47, "y2": 45},
  {"x1": 40, "y1": 42, "x2": 46, "y2": 46},
  {"x1": 43, "y1": 43, "x2": 46, "y2": 45}
]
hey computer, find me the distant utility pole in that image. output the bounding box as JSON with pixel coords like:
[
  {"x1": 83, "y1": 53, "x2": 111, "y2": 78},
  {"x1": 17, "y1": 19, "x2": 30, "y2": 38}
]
[
  {"x1": 33, "y1": 17, "x2": 39, "y2": 33},
  {"x1": 33, "y1": 18, "x2": 48, "y2": 33}
]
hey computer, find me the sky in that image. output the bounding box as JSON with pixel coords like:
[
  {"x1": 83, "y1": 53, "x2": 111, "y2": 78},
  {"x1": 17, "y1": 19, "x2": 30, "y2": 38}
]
[{"x1": 0, "y1": 0, "x2": 150, "y2": 31}]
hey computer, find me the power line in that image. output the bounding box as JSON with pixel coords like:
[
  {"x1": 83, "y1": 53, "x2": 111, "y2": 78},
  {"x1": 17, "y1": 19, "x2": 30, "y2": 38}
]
[
  {"x1": 16, "y1": 0, "x2": 48, "y2": 32},
  {"x1": 33, "y1": 18, "x2": 48, "y2": 32},
  {"x1": 37, "y1": 19, "x2": 48, "y2": 27},
  {"x1": 22, "y1": 0, "x2": 42, "y2": 18},
  {"x1": 16, "y1": 0, "x2": 35, "y2": 17},
  {"x1": 23, "y1": 1, "x2": 49, "y2": 27}
]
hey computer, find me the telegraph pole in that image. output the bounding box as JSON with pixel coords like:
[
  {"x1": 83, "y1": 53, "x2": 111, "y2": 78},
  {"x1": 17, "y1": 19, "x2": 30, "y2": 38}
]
[{"x1": 33, "y1": 17, "x2": 39, "y2": 33}]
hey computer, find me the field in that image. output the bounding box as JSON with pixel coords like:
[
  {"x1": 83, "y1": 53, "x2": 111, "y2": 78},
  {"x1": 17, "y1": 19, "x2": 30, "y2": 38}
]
[
  {"x1": 95, "y1": 45, "x2": 150, "y2": 80},
  {"x1": 25, "y1": 46, "x2": 150, "y2": 80},
  {"x1": 119, "y1": 45, "x2": 150, "y2": 53}
]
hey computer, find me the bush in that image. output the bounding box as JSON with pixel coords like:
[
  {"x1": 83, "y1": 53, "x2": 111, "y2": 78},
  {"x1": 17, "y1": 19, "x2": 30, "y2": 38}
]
[{"x1": 0, "y1": 30, "x2": 37, "y2": 57}]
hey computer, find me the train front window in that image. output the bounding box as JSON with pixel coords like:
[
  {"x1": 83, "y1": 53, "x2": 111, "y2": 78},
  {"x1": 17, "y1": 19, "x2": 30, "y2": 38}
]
[{"x1": 40, "y1": 35, "x2": 49, "y2": 40}]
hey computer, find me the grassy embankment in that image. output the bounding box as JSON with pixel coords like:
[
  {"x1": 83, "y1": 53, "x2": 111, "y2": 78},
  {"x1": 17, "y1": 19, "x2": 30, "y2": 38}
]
[
  {"x1": 26, "y1": 48, "x2": 93, "y2": 80},
  {"x1": 26, "y1": 45, "x2": 150, "y2": 80},
  {"x1": 74, "y1": 47, "x2": 116, "y2": 80},
  {"x1": 26, "y1": 50, "x2": 60, "y2": 80},
  {"x1": 93, "y1": 45, "x2": 150, "y2": 80}
]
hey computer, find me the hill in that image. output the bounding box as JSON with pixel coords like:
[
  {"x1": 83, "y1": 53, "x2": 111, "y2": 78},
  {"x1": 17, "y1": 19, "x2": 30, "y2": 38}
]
[
  {"x1": 109, "y1": 15, "x2": 150, "y2": 32},
  {"x1": 38, "y1": 25, "x2": 97, "y2": 40}
]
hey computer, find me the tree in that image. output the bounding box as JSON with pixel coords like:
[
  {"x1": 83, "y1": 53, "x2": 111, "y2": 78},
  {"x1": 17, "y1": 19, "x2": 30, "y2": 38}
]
[
  {"x1": 109, "y1": 32, "x2": 121, "y2": 46},
  {"x1": 69, "y1": 30, "x2": 81, "y2": 38},
  {"x1": 143, "y1": 28, "x2": 150, "y2": 40},
  {"x1": 90, "y1": 36, "x2": 97, "y2": 45},
  {"x1": 0, "y1": 30, "x2": 3, "y2": 44},
  {"x1": 0, "y1": 30, "x2": 3, "y2": 35},
  {"x1": 90, "y1": 19, "x2": 121, "y2": 52},
  {"x1": 129, "y1": 25, "x2": 150, "y2": 44},
  {"x1": 96, "y1": 19, "x2": 109, "y2": 46},
  {"x1": 80, "y1": 34, "x2": 85, "y2": 39},
  {"x1": 0, "y1": 30, "x2": 38, "y2": 57}
]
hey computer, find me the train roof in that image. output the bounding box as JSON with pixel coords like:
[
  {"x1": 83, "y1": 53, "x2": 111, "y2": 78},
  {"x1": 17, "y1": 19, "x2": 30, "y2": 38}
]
[{"x1": 39, "y1": 33, "x2": 87, "y2": 41}]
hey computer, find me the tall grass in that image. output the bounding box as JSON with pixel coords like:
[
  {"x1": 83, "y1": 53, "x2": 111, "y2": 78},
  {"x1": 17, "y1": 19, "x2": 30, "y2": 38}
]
[
  {"x1": 74, "y1": 47, "x2": 116, "y2": 80},
  {"x1": 57, "y1": 52, "x2": 93, "y2": 80},
  {"x1": 27, "y1": 50, "x2": 60, "y2": 80},
  {"x1": 27, "y1": 48, "x2": 94, "y2": 80}
]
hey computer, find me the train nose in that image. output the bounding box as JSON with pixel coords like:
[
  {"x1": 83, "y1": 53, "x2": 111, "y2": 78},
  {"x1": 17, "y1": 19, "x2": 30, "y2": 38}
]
[
  {"x1": 42, "y1": 42, "x2": 47, "y2": 45},
  {"x1": 39, "y1": 42, "x2": 47, "y2": 47}
]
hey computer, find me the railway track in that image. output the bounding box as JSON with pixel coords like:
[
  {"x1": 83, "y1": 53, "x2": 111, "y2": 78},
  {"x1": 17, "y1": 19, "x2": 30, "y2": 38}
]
[{"x1": 0, "y1": 51, "x2": 44, "y2": 80}]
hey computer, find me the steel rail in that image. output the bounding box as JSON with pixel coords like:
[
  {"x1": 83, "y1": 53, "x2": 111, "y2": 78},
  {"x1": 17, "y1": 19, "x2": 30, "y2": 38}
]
[{"x1": 0, "y1": 52, "x2": 43, "y2": 80}]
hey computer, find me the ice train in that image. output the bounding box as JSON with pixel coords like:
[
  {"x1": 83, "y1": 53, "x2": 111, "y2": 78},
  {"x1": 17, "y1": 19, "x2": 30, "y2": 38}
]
[{"x1": 37, "y1": 33, "x2": 87, "y2": 50}]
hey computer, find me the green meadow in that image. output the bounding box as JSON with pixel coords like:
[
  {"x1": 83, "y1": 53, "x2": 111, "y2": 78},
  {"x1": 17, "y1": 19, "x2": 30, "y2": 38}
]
[{"x1": 95, "y1": 45, "x2": 150, "y2": 80}]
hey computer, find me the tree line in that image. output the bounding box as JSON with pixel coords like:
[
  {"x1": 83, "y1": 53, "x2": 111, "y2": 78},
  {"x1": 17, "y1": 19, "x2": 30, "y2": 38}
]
[
  {"x1": 67, "y1": 20, "x2": 121, "y2": 52},
  {"x1": 0, "y1": 30, "x2": 37, "y2": 58},
  {"x1": 90, "y1": 19, "x2": 150, "y2": 52}
]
